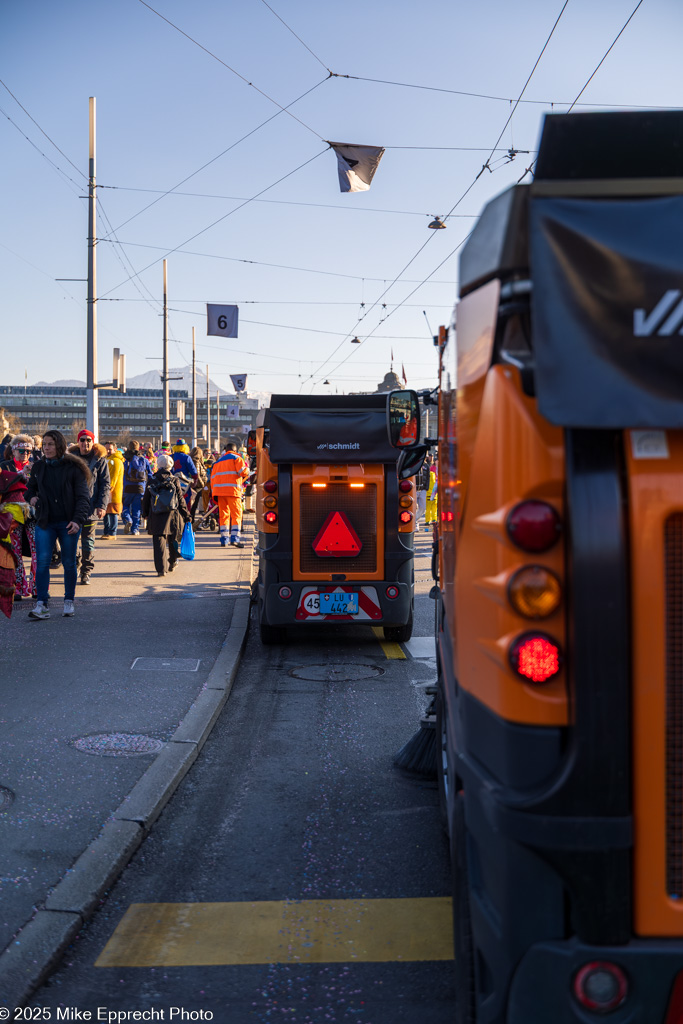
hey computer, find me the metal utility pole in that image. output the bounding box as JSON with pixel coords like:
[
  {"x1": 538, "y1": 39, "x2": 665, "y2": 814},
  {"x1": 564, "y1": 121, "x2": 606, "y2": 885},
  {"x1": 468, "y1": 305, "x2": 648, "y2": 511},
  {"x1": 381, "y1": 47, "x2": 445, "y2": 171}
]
[
  {"x1": 216, "y1": 387, "x2": 221, "y2": 450},
  {"x1": 162, "y1": 260, "x2": 170, "y2": 443},
  {"x1": 86, "y1": 97, "x2": 99, "y2": 437},
  {"x1": 192, "y1": 327, "x2": 197, "y2": 447},
  {"x1": 206, "y1": 364, "x2": 211, "y2": 451}
]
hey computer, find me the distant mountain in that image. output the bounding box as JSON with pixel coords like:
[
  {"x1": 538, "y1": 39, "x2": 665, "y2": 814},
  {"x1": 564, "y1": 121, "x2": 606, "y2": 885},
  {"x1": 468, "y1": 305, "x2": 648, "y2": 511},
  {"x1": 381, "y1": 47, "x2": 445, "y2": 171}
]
[
  {"x1": 35, "y1": 378, "x2": 86, "y2": 387},
  {"x1": 128, "y1": 366, "x2": 231, "y2": 397}
]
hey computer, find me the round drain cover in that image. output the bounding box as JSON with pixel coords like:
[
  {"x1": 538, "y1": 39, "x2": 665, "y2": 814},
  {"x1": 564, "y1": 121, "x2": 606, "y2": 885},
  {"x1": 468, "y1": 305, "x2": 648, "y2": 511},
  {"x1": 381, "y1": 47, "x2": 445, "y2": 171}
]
[
  {"x1": 289, "y1": 664, "x2": 384, "y2": 682},
  {"x1": 0, "y1": 787, "x2": 15, "y2": 810},
  {"x1": 73, "y1": 733, "x2": 164, "y2": 757}
]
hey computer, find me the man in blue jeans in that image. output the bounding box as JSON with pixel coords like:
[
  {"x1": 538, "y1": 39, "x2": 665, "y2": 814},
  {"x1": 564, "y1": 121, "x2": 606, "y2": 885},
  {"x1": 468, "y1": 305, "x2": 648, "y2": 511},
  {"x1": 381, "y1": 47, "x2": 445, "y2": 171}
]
[
  {"x1": 121, "y1": 440, "x2": 153, "y2": 535},
  {"x1": 24, "y1": 429, "x2": 92, "y2": 619}
]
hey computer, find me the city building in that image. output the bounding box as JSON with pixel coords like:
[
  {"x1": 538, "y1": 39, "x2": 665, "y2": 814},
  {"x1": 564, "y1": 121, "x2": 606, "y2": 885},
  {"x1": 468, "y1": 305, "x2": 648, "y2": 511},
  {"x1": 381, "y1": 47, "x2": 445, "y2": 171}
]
[{"x1": 0, "y1": 384, "x2": 261, "y2": 446}]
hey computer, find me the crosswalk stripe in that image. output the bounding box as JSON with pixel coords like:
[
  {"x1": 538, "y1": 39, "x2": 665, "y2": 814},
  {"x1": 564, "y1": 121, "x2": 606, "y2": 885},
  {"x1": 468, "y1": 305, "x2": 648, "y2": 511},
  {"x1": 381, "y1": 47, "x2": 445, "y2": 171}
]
[
  {"x1": 372, "y1": 626, "x2": 406, "y2": 659},
  {"x1": 95, "y1": 897, "x2": 453, "y2": 967}
]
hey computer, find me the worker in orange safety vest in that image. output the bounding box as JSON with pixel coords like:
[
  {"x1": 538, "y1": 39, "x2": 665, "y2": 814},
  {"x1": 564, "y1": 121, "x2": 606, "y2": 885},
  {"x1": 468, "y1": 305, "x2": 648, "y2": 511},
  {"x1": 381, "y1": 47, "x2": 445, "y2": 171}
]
[{"x1": 210, "y1": 442, "x2": 250, "y2": 548}]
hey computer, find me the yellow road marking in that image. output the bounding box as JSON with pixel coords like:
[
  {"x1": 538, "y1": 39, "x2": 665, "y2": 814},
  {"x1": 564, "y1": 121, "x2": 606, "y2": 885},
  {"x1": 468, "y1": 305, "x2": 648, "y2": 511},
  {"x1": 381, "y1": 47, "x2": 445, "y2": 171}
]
[
  {"x1": 372, "y1": 626, "x2": 406, "y2": 659},
  {"x1": 95, "y1": 897, "x2": 453, "y2": 967}
]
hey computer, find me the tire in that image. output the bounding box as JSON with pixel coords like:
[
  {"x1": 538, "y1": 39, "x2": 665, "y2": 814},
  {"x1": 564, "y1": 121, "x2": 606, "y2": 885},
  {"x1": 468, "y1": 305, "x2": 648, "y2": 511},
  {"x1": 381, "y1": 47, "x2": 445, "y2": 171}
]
[
  {"x1": 384, "y1": 609, "x2": 413, "y2": 643},
  {"x1": 259, "y1": 600, "x2": 287, "y2": 645},
  {"x1": 435, "y1": 682, "x2": 450, "y2": 836},
  {"x1": 453, "y1": 793, "x2": 477, "y2": 1024}
]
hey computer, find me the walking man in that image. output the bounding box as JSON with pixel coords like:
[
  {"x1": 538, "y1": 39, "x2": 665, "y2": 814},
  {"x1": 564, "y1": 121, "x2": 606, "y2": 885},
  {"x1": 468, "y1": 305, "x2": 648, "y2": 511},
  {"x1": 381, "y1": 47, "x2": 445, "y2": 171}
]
[
  {"x1": 121, "y1": 441, "x2": 153, "y2": 536},
  {"x1": 73, "y1": 429, "x2": 110, "y2": 585},
  {"x1": 210, "y1": 442, "x2": 249, "y2": 548}
]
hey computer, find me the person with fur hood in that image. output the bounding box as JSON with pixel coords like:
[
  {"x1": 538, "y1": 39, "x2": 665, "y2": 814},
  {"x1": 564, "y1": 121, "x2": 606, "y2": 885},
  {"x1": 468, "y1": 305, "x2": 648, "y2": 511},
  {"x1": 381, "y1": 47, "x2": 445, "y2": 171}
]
[
  {"x1": 67, "y1": 429, "x2": 110, "y2": 584},
  {"x1": 140, "y1": 453, "x2": 190, "y2": 576},
  {"x1": 24, "y1": 429, "x2": 92, "y2": 619}
]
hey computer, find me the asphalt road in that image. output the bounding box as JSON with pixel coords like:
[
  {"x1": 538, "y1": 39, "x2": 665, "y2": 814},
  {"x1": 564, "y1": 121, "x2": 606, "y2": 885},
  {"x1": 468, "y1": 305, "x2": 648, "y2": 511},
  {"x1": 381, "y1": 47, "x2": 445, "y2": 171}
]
[{"x1": 24, "y1": 530, "x2": 456, "y2": 1023}]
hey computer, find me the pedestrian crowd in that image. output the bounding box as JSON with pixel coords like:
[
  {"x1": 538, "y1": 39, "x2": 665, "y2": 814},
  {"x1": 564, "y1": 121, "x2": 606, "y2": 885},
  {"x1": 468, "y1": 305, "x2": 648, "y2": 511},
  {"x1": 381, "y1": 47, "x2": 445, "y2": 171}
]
[{"x1": 0, "y1": 429, "x2": 252, "y2": 622}]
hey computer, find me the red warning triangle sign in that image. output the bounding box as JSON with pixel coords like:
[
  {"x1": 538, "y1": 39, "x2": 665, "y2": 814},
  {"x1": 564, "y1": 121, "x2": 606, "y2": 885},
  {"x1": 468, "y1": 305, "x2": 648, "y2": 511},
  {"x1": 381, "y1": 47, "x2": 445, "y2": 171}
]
[{"x1": 312, "y1": 511, "x2": 363, "y2": 558}]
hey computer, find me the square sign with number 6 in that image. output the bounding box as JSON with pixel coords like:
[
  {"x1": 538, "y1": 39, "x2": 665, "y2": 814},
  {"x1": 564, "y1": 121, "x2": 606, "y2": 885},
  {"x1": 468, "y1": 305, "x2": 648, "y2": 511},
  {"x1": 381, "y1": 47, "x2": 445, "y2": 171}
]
[{"x1": 207, "y1": 304, "x2": 239, "y2": 338}]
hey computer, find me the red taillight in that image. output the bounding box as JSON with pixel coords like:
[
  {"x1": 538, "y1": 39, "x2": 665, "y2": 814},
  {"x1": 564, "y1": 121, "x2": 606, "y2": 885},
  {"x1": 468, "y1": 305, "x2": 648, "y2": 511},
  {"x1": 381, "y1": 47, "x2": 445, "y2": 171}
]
[
  {"x1": 279, "y1": 586, "x2": 292, "y2": 600},
  {"x1": 509, "y1": 633, "x2": 561, "y2": 683},
  {"x1": 399, "y1": 480, "x2": 412, "y2": 493},
  {"x1": 573, "y1": 961, "x2": 628, "y2": 1014},
  {"x1": 441, "y1": 510, "x2": 454, "y2": 522},
  {"x1": 265, "y1": 511, "x2": 278, "y2": 524},
  {"x1": 399, "y1": 510, "x2": 413, "y2": 524},
  {"x1": 264, "y1": 480, "x2": 277, "y2": 494},
  {"x1": 506, "y1": 500, "x2": 561, "y2": 552},
  {"x1": 386, "y1": 586, "x2": 399, "y2": 599}
]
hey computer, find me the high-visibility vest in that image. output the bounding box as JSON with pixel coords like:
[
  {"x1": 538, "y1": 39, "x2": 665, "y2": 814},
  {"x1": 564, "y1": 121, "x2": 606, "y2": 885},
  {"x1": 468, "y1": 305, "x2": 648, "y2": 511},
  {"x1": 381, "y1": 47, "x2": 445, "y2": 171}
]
[{"x1": 210, "y1": 453, "x2": 248, "y2": 496}]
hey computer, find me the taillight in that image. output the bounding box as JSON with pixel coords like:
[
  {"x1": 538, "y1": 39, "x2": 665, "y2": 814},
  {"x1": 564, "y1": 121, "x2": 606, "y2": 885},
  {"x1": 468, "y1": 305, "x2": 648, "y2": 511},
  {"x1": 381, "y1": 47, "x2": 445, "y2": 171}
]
[
  {"x1": 399, "y1": 510, "x2": 413, "y2": 524},
  {"x1": 573, "y1": 961, "x2": 628, "y2": 1014},
  {"x1": 441, "y1": 510, "x2": 454, "y2": 522},
  {"x1": 506, "y1": 500, "x2": 561, "y2": 553},
  {"x1": 386, "y1": 586, "x2": 399, "y2": 599},
  {"x1": 509, "y1": 633, "x2": 561, "y2": 683},
  {"x1": 508, "y1": 566, "x2": 561, "y2": 619},
  {"x1": 264, "y1": 480, "x2": 277, "y2": 494},
  {"x1": 399, "y1": 480, "x2": 412, "y2": 493},
  {"x1": 264, "y1": 496, "x2": 277, "y2": 509},
  {"x1": 279, "y1": 586, "x2": 292, "y2": 599},
  {"x1": 399, "y1": 496, "x2": 413, "y2": 508},
  {"x1": 265, "y1": 511, "x2": 278, "y2": 524}
]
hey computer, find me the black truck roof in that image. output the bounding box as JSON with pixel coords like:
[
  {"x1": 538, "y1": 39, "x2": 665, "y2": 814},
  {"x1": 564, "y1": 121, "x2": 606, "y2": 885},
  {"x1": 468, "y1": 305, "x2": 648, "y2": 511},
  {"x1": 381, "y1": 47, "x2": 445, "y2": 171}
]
[{"x1": 265, "y1": 392, "x2": 397, "y2": 464}]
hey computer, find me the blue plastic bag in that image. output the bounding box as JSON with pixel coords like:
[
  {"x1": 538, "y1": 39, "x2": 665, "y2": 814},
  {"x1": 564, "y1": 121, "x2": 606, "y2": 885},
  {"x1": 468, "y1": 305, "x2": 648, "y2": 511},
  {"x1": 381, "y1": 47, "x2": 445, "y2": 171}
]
[{"x1": 179, "y1": 522, "x2": 195, "y2": 560}]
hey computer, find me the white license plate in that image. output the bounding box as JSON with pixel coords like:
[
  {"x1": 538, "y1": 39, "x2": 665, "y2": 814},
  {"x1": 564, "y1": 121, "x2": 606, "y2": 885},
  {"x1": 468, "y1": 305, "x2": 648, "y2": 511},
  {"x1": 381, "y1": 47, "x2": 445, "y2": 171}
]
[{"x1": 320, "y1": 592, "x2": 359, "y2": 615}]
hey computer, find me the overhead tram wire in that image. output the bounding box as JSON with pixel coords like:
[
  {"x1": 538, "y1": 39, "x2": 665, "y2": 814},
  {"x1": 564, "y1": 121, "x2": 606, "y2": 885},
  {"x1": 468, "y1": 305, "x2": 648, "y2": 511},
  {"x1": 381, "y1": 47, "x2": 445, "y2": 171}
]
[
  {"x1": 517, "y1": 0, "x2": 647, "y2": 183},
  {"x1": 0, "y1": 104, "x2": 84, "y2": 196},
  {"x1": 101, "y1": 77, "x2": 329, "y2": 238},
  {"x1": 136, "y1": 0, "x2": 325, "y2": 140},
  {"x1": 306, "y1": 0, "x2": 571, "y2": 387},
  {"x1": 100, "y1": 147, "x2": 329, "y2": 298},
  {"x1": 257, "y1": 0, "x2": 331, "y2": 72},
  {"x1": 97, "y1": 239, "x2": 457, "y2": 285},
  {"x1": 0, "y1": 79, "x2": 86, "y2": 181}
]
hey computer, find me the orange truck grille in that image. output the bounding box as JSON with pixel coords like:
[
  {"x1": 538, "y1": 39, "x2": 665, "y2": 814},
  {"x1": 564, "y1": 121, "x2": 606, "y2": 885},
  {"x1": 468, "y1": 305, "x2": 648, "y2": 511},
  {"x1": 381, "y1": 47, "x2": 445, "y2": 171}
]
[
  {"x1": 665, "y1": 514, "x2": 683, "y2": 898},
  {"x1": 299, "y1": 483, "x2": 377, "y2": 574}
]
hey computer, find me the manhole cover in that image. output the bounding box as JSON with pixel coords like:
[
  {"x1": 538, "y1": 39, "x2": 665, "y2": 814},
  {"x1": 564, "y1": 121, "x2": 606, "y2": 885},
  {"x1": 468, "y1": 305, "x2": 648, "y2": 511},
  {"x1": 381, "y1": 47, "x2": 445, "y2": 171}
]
[
  {"x1": 72, "y1": 733, "x2": 164, "y2": 757},
  {"x1": 0, "y1": 787, "x2": 14, "y2": 810},
  {"x1": 289, "y1": 664, "x2": 384, "y2": 682}
]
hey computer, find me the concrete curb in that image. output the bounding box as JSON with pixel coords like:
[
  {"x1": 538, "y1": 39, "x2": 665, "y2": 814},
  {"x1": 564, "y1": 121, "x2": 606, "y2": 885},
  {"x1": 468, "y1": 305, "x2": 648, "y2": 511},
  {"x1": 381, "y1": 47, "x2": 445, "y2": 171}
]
[{"x1": 0, "y1": 594, "x2": 252, "y2": 1008}]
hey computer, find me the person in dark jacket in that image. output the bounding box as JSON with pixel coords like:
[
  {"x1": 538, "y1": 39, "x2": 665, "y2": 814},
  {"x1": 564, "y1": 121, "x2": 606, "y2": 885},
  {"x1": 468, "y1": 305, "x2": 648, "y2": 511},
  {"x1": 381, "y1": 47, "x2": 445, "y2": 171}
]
[
  {"x1": 140, "y1": 453, "x2": 190, "y2": 576},
  {"x1": 68, "y1": 430, "x2": 110, "y2": 585},
  {"x1": 24, "y1": 429, "x2": 92, "y2": 619},
  {"x1": 121, "y1": 440, "x2": 153, "y2": 536}
]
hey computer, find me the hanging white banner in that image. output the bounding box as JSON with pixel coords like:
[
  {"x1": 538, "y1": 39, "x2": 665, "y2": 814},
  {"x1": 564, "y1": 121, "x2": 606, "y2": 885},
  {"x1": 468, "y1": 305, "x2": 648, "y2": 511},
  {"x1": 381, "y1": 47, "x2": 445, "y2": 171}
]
[
  {"x1": 207, "y1": 304, "x2": 239, "y2": 338},
  {"x1": 330, "y1": 143, "x2": 385, "y2": 193},
  {"x1": 230, "y1": 373, "x2": 247, "y2": 392}
]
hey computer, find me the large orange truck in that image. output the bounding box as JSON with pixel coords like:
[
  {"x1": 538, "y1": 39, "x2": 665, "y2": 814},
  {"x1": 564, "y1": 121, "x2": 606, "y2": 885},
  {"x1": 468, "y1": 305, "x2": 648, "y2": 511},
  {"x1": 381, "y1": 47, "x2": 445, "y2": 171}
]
[
  {"x1": 390, "y1": 110, "x2": 683, "y2": 1022},
  {"x1": 252, "y1": 393, "x2": 418, "y2": 644}
]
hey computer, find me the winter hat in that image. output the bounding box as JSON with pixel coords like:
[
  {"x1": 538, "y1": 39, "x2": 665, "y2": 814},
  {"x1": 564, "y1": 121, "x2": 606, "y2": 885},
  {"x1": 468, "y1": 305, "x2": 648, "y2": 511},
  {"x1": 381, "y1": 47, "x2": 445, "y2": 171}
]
[
  {"x1": 77, "y1": 429, "x2": 95, "y2": 441},
  {"x1": 157, "y1": 453, "x2": 173, "y2": 471},
  {"x1": 0, "y1": 470, "x2": 27, "y2": 499}
]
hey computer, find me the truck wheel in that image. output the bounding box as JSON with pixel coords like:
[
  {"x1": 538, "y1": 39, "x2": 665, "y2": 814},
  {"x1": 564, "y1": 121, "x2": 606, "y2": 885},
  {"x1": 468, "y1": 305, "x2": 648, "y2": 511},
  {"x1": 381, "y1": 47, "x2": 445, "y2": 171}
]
[
  {"x1": 384, "y1": 610, "x2": 413, "y2": 643},
  {"x1": 453, "y1": 793, "x2": 477, "y2": 1023},
  {"x1": 260, "y1": 622, "x2": 287, "y2": 645},
  {"x1": 435, "y1": 682, "x2": 450, "y2": 836},
  {"x1": 258, "y1": 601, "x2": 287, "y2": 645}
]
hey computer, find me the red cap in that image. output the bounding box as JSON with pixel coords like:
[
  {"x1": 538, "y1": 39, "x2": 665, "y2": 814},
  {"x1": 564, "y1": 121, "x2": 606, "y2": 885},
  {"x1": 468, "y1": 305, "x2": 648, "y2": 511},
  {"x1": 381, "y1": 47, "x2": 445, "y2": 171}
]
[{"x1": 77, "y1": 429, "x2": 95, "y2": 441}]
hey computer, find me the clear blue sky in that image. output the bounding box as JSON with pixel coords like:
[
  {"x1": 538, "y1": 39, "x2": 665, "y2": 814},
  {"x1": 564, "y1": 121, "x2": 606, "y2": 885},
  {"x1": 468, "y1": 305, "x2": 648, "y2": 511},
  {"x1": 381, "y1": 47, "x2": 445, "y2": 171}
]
[{"x1": 2, "y1": 0, "x2": 680, "y2": 397}]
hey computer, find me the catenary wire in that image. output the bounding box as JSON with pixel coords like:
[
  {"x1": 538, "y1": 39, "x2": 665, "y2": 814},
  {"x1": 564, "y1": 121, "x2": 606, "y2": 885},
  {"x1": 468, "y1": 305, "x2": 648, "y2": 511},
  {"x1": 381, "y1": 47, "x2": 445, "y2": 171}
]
[
  {"x1": 257, "y1": 0, "x2": 331, "y2": 72},
  {"x1": 136, "y1": 0, "x2": 324, "y2": 140},
  {"x1": 0, "y1": 104, "x2": 83, "y2": 195},
  {"x1": 0, "y1": 79, "x2": 86, "y2": 180},
  {"x1": 100, "y1": 147, "x2": 329, "y2": 297},
  {"x1": 101, "y1": 77, "x2": 328, "y2": 238}
]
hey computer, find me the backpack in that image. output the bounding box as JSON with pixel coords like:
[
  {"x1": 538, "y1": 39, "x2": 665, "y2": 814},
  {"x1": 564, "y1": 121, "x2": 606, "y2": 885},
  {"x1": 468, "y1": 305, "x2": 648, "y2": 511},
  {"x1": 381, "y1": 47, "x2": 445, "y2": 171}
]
[
  {"x1": 149, "y1": 477, "x2": 179, "y2": 513},
  {"x1": 127, "y1": 455, "x2": 147, "y2": 483}
]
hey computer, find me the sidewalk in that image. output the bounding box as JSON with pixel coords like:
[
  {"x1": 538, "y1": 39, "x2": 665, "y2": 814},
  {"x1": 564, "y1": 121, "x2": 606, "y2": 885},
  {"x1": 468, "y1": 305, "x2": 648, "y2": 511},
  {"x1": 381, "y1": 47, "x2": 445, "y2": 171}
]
[{"x1": 0, "y1": 520, "x2": 254, "y2": 1005}]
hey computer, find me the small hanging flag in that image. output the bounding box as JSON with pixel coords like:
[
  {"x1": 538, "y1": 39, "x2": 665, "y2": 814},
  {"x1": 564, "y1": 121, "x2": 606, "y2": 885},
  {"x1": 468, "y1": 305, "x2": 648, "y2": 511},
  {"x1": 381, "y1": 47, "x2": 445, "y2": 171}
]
[
  {"x1": 230, "y1": 373, "x2": 247, "y2": 393},
  {"x1": 402, "y1": 364, "x2": 407, "y2": 384},
  {"x1": 330, "y1": 143, "x2": 385, "y2": 193},
  {"x1": 207, "y1": 304, "x2": 239, "y2": 338}
]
